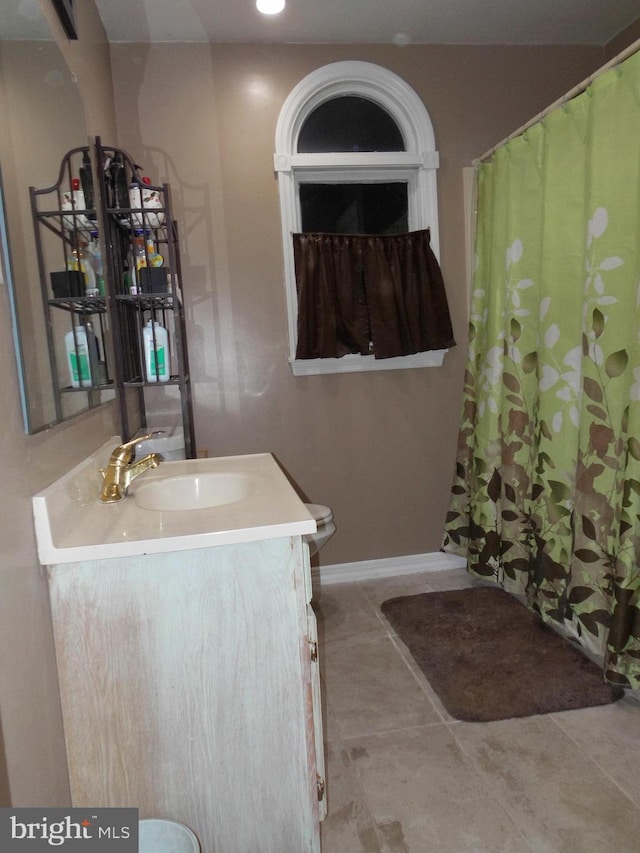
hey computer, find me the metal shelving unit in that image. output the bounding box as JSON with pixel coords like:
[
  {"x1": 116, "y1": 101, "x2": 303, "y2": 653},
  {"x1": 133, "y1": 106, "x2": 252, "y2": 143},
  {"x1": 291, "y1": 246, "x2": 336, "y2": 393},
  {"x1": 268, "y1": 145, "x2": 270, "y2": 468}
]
[{"x1": 30, "y1": 137, "x2": 196, "y2": 456}]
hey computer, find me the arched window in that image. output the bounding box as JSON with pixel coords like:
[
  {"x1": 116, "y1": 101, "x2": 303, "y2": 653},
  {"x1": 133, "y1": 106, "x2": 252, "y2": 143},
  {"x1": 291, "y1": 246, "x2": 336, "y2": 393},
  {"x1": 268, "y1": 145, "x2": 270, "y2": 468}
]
[{"x1": 274, "y1": 61, "x2": 447, "y2": 375}]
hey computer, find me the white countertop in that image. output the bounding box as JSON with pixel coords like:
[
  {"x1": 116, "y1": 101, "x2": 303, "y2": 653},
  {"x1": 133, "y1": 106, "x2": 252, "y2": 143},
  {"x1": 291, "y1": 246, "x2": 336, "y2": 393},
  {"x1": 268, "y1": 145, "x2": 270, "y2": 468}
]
[{"x1": 32, "y1": 438, "x2": 316, "y2": 565}]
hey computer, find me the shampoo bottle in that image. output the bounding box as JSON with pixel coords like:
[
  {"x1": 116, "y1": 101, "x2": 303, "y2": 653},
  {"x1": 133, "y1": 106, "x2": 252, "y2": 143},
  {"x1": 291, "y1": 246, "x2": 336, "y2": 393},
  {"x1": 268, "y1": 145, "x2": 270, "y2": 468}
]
[
  {"x1": 143, "y1": 320, "x2": 170, "y2": 382},
  {"x1": 65, "y1": 324, "x2": 99, "y2": 388}
]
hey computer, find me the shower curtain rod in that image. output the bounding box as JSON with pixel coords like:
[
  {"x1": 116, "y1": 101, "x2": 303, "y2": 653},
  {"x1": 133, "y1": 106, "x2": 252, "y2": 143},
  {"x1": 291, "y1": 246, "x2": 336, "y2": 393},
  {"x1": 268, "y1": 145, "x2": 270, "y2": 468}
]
[{"x1": 476, "y1": 34, "x2": 640, "y2": 164}]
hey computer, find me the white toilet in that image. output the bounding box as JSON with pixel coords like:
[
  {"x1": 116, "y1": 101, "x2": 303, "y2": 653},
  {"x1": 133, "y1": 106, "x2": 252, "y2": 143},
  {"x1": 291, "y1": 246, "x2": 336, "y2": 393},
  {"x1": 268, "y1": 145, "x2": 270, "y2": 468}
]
[
  {"x1": 304, "y1": 503, "x2": 336, "y2": 556},
  {"x1": 139, "y1": 819, "x2": 200, "y2": 852}
]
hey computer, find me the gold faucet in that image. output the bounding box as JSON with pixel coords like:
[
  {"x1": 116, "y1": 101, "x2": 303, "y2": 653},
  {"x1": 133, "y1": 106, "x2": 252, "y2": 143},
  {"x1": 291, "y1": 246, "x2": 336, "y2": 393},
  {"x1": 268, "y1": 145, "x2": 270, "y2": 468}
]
[{"x1": 99, "y1": 435, "x2": 161, "y2": 503}]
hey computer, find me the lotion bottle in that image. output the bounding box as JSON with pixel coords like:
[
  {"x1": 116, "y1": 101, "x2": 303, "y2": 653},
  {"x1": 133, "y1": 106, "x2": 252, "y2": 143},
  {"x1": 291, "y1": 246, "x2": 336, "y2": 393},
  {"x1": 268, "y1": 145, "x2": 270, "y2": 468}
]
[
  {"x1": 65, "y1": 324, "x2": 98, "y2": 388},
  {"x1": 143, "y1": 320, "x2": 170, "y2": 382}
]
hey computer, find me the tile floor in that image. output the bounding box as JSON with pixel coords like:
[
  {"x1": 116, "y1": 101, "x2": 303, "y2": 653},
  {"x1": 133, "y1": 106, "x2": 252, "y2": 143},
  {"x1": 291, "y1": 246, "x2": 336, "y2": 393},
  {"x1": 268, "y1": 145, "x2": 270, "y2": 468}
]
[{"x1": 313, "y1": 568, "x2": 640, "y2": 853}]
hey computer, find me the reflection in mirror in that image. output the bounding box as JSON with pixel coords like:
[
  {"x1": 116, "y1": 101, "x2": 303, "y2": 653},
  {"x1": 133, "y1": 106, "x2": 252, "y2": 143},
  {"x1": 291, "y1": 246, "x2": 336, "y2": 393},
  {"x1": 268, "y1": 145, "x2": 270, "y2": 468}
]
[
  {"x1": 0, "y1": 0, "x2": 114, "y2": 432},
  {"x1": 0, "y1": 165, "x2": 28, "y2": 419}
]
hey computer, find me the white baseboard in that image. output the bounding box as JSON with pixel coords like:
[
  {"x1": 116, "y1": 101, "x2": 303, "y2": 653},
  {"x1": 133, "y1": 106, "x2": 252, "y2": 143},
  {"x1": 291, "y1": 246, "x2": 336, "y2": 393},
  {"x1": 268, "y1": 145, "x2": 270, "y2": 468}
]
[{"x1": 313, "y1": 551, "x2": 468, "y2": 586}]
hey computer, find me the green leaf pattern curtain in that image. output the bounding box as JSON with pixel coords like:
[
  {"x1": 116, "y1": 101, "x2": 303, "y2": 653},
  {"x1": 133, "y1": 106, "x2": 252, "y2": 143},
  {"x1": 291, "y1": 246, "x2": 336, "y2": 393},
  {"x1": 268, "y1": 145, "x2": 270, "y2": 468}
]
[{"x1": 443, "y1": 50, "x2": 640, "y2": 688}]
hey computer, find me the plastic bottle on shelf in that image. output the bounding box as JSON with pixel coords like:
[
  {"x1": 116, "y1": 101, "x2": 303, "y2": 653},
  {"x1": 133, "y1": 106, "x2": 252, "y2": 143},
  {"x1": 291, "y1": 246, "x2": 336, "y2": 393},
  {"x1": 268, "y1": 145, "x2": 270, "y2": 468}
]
[
  {"x1": 109, "y1": 152, "x2": 129, "y2": 212},
  {"x1": 61, "y1": 191, "x2": 75, "y2": 231},
  {"x1": 141, "y1": 176, "x2": 165, "y2": 228},
  {"x1": 133, "y1": 229, "x2": 148, "y2": 292},
  {"x1": 129, "y1": 175, "x2": 164, "y2": 228},
  {"x1": 72, "y1": 178, "x2": 87, "y2": 221},
  {"x1": 145, "y1": 231, "x2": 164, "y2": 267},
  {"x1": 66, "y1": 247, "x2": 80, "y2": 274},
  {"x1": 88, "y1": 319, "x2": 107, "y2": 384},
  {"x1": 125, "y1": 230, "x2": 144, "y2": 294},
  {"x1": 64, "y1": 323, "x2": 99, "y2": 388},
  {"x1": 142, "y1": 319, "x2": 170, "y2": 382},
  {"x1": 66, "y1": 242, "x2": 97, "y2": 296},
  {"x1": 81, "y1": 243, "x2": 98, "y2": 297},
  {"x1": 62, "y1": 178, "x2": 90, "y2": 232},
  {"x1": 79, "y1": 151, "x2": 95, "y2": 214},
  {"x1": 129, "y1": 178, "x2": 142, "y2": 226},
  {"x1": 124, "y1": 262, "x2": 135, "y2": 295},
  {"x1": 134, "y1": 230, "x2": 147, "y2": 269},
  {"x1": 86, "y1": 231, "x2": 105, "y2": 295}
]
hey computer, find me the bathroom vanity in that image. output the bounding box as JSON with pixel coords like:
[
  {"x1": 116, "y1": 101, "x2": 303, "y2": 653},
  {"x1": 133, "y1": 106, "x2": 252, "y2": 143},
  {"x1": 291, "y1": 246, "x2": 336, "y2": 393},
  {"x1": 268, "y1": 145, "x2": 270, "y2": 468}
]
[{"x1": 33, "y1": 441, "x2": 325, "y2": 853}]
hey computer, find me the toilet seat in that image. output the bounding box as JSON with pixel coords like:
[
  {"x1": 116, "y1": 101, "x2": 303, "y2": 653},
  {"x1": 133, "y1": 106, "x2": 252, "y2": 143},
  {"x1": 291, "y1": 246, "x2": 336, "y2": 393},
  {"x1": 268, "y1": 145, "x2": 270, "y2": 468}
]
[
  {"x1": 306, "y1": 503, "x2": 333, "y2": 524},
  {"x1": 303, "y1": 503, "x2": 336, "y2": 556}
]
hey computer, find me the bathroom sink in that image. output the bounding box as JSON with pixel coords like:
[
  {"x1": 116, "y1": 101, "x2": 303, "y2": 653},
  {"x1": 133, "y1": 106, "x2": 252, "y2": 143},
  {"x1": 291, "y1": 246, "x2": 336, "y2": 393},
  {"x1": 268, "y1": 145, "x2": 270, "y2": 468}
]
[
  {"x1": 133, "y1": 471, "x2": 254, "y2": 511},
  {"x1": 31, "y1": 438, "x2": 316, "y2": 564}
]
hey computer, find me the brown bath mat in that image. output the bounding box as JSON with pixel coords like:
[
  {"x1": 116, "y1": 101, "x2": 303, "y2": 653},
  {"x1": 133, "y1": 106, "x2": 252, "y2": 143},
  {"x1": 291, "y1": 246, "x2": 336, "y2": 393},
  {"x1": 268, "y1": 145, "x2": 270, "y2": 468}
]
[{"x1": 380, "y1": 586, "x2": 623, "y2": 722}]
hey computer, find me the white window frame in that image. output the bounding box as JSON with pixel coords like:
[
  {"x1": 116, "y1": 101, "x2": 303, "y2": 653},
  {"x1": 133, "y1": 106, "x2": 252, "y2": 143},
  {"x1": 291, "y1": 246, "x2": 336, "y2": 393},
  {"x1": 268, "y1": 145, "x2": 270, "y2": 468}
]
[{"x1": 274, "y1": 61, "x2": 447, "y2": 376}]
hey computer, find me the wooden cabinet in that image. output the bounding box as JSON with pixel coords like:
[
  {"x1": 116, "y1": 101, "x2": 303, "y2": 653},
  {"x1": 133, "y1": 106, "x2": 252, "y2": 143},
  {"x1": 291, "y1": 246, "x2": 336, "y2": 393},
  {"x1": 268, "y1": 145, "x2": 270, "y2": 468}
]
[{"x1": 46, "y1": 536, "x2": 326, "y2": 852}]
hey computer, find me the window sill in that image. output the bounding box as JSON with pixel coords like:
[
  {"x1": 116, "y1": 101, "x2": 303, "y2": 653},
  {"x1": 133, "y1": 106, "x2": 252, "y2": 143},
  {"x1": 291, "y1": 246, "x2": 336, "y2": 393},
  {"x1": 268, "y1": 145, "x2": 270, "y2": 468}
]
[{"x1": 290, "y1": 350, "x2": 448, "y2": 376}]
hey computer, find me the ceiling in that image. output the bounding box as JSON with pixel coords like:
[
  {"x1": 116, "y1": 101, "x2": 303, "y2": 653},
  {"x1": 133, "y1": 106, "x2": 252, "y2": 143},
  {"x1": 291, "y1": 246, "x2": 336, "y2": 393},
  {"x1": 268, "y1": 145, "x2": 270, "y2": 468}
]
[
  {"x1": 1, "y1": 0, "x2": 638, "y2": 46},
  {"x1": 93, "y1": 0, "x2": 640, "y2": 46}
]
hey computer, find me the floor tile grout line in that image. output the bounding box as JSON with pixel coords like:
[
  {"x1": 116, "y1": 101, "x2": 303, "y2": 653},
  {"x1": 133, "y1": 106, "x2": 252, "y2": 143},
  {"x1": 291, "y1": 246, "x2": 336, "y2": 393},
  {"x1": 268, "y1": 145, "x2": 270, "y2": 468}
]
[
  {"x1": 335, "y1": 726, "x2": 536, "y2": 853},
  {"x1": 442, "y1": 718, "x2": 549, "y2": 848},
  {"x1": 549, "y1": 711, "x2": 640, "y2": 808},
  {"x1": 328, "y1": 585, "x2": 461, "y2": 724},
  {"x1": 318, "y1": 579, "x2": 418, "y2": 852},
  {"x1": 317, "y1": 625, "x2": 403, "y2": 653},
  {"x1": 320, "y1": 589, "x2": 458, "y2": 728},
  {"x1": 443, "y1": 712, "x2": 640, "y2": 847},
  {"x1": 361, "y1": 573, "x2": 480, "y2": 723},
  {"x1": 322, "y1": 739, "x2": 390, "y2": 853},
  {"x1": 336, "y1": 718, "x2": 469, "y2": 744},
  {"x1": 382, "y1": 619, "x2": 454, "y2": 723}
]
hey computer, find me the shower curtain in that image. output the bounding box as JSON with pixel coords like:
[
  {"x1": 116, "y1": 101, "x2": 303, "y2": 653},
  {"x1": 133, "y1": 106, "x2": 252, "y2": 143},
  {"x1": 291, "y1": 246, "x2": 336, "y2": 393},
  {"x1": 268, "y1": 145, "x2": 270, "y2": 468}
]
[{"x1": 443, "y1": 49, "x2": 640, "y2": 689}]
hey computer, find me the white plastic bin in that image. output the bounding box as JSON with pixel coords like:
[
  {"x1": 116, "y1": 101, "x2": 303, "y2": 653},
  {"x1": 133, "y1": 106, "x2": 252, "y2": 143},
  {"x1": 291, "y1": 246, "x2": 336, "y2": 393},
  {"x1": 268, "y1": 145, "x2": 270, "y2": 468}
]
[
  {"x1": 139, "y1": 819, "x2": 200, "y2": 852},
  {"x1": 135, "y1": 426, "x2": 185, "y2": 461}
]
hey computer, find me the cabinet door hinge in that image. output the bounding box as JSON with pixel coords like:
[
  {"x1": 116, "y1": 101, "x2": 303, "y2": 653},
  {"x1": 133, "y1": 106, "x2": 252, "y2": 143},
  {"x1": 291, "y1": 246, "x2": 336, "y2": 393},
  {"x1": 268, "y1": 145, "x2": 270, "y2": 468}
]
[
  {"x1": 316, "y1": 775, "x2": 325, "y2": 802},
  {"x1": 309, "y1": 639, "x2": 318, "y2": 662}
]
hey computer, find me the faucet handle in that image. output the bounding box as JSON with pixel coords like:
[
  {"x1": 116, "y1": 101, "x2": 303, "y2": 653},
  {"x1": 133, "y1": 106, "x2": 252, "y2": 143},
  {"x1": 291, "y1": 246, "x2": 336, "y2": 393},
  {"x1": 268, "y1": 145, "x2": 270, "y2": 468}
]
[
  {"x1": 121, "y1": 434, "x2": 147, "y2": 449},
  {"x1": 109, "y1": 432, "x2": 165, "y2": 465},
  {"x1": 109, "y1": 435, "x2": 142, "y2": 464},
  {"x1": 127, "y1": 430, "x2": 166, "y2": 447}
]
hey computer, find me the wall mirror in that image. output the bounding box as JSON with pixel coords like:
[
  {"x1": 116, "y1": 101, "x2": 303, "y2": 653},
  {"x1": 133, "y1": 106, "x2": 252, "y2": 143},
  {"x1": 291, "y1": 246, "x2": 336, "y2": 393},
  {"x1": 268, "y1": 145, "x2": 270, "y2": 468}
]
[{"x1": 0, "y1": 0, "x2": 115, "y2": 433}]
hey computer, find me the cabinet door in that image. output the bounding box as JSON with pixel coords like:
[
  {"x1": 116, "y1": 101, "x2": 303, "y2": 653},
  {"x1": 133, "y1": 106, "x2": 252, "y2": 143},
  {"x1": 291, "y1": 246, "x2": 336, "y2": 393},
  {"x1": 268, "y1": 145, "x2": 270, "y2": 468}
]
[{"x1": 49, "y1": 540, "x2": 321, "y2": 853}]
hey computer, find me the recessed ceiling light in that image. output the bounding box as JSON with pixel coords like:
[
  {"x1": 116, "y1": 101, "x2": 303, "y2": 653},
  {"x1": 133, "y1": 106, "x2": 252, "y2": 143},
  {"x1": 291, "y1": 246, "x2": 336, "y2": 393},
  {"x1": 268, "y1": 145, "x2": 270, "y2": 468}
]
[{"x1": 256, "y1": 0, "x2": 285, "y2": 14}]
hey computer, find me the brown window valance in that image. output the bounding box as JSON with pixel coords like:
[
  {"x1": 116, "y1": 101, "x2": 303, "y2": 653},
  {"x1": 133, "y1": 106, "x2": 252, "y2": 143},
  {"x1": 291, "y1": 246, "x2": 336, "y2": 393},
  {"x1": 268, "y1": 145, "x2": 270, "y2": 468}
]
[{"x1": 293, "y1": 229, "x2": 455, "y2": 360}]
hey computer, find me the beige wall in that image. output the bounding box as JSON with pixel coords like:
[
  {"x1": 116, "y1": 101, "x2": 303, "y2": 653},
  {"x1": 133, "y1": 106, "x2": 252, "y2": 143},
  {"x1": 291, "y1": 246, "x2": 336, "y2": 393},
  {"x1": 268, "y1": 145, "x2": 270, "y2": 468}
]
[
  {"x1": 38, "y1": 0, "x2": 118, "y2": 138},
  {"x1": 606, "y1": 17, "x2": 640, "y2": 60},
  {"x1": 110, "y1": 42, "x2": 605, "y2": 567},
  {"x1": 0, "y1": 0, "x2": 118, "y2": 807}
]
